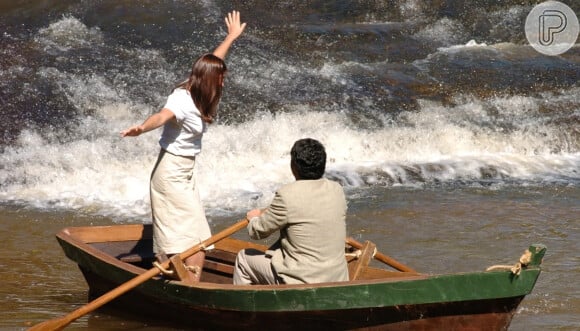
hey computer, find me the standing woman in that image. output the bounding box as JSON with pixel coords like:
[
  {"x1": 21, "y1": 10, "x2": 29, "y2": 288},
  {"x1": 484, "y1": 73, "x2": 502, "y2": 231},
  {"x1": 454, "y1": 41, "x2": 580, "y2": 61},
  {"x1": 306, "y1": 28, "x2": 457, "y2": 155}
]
[{"x1": 121, "y1": 11, "x2": 246, "y2": 284}]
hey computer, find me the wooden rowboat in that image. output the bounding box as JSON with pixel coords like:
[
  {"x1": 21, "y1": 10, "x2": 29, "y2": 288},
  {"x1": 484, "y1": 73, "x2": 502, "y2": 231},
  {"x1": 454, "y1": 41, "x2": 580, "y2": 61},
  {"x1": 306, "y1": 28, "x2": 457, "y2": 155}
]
[{"x1": 55, "y1": 223, "x2": 545, "y2": 330}]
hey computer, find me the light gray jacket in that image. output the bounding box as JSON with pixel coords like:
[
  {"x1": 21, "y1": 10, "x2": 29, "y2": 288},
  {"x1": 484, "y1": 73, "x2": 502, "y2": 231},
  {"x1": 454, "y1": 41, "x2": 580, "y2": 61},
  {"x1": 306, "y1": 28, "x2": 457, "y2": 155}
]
[{"x1": 248, "y1": 178, "x2": 349, "y2": 284}]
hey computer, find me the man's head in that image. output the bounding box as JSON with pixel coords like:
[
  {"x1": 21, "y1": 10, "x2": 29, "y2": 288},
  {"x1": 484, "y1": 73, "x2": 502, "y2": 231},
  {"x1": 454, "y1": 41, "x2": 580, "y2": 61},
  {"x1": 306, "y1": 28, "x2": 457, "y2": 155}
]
[{"x1": 290, "y1": 138, "x2": 326, "y2": 180}]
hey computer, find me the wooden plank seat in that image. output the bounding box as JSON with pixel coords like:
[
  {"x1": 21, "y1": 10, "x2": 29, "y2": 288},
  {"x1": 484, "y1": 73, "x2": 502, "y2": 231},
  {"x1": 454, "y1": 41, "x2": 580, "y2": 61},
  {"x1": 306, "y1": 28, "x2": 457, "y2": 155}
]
[
  {"x1": 358, "y1": 267, "x2": 428, "y2": 281},
  {"x1": 118, "y1": 252, "x2": 155, "y2": 264}
]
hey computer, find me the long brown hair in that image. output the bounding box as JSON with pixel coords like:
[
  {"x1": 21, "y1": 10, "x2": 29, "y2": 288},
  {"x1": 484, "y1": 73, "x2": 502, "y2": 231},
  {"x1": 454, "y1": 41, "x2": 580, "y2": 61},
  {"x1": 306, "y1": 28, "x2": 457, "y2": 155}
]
[{"x1": 178, "y1": 53, "x2": 227, "y2": 124}]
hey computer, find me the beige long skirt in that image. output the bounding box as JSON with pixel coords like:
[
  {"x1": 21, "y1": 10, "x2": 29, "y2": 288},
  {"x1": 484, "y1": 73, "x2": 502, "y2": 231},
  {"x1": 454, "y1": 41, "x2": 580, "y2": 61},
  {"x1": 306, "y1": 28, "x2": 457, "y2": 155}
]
[{"x1": 150, "y1": 149, "x2": 211, "y2": 255}]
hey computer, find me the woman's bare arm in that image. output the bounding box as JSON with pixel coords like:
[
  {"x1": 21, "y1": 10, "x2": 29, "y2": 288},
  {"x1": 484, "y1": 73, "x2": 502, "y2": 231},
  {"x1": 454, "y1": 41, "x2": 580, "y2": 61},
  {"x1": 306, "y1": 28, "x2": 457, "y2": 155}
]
[
  {"x1": 120, "y1": 108, "x2": 175, "y2": 137},
  {"x1": 213, "y1": 10, "x2": 246, "y2": 60}
]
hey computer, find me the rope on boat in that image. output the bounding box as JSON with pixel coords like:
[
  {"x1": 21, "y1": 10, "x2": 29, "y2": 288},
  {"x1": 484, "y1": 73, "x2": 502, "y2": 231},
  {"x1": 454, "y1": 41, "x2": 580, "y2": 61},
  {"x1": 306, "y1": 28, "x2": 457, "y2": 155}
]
[
  {"x1": 185, "y1": 265, "x2": 201, "y2": 276},
  {"x1": 153, "y1": 261, "x2": 175, "y2": 276},
  {"x1": 486, "y1": 249, "x2": 533, "y2": 275},
  {"x1": 153, "y1": 240, "x2": 207, "y2": 277},
  {"x1": 154, "y1": 262, "x2": 201, "y2": 277},
  {"x1": 344, "y1": 248, "x2": 378, "y2": 259},
  {"x1": 345, "y1": 250, "x2": 362, "y2": 259}
]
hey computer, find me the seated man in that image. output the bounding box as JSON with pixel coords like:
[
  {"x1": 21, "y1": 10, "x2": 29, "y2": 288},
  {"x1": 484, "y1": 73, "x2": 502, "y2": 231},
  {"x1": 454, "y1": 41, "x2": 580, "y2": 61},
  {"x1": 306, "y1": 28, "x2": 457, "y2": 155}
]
[{"x1": 233, "y1": 138, "x2": 349, "y2": 285}]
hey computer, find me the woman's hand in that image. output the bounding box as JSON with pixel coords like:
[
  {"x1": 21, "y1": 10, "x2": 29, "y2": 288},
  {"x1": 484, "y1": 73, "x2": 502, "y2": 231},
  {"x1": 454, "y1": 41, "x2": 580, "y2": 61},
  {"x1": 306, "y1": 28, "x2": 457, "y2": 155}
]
[
  {"x1": 225, "y1": 10, "x2": 246, "y2": 41},
  {"x1": 120, "y1": 125, "x2": 144, "y2": 137}
]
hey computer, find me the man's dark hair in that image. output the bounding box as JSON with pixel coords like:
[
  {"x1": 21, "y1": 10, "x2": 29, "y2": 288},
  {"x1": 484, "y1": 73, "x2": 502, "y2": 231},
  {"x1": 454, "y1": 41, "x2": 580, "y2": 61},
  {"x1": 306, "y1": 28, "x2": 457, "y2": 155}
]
[{"x1": 290, "y1": 138, "x2": 326, "y2": 180}]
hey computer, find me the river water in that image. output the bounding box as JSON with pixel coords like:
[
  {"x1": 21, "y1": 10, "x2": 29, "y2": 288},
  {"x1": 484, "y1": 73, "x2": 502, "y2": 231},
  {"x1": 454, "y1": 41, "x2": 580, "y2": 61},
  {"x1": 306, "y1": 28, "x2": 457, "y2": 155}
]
[{"x1": 1, "y1": 1, "x2": 578, "y2": 330}]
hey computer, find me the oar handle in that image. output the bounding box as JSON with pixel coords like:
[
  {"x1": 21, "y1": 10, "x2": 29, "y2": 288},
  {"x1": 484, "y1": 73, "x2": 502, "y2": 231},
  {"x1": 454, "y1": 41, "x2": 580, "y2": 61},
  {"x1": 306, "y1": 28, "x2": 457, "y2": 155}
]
[
  {"x1": 346, "y1": 237, "x2": 417, "y2": 273},
  {"x1": 29, "y1": 218, "x2": 249, "y2": 331}
]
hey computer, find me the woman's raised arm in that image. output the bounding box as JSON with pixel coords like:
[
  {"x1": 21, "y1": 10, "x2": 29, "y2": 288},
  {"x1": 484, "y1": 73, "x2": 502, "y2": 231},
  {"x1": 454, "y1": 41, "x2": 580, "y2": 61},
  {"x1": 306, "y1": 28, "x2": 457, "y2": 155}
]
[{"x1": 213, "y1": 10, "x2": 246, "y2": 60}]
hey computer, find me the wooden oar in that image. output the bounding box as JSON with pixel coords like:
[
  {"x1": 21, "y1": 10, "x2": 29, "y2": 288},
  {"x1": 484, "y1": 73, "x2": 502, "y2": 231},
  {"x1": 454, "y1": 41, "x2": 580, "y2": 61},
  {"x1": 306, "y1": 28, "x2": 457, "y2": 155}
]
[
  {"x1": 30, "y1": 218, "x2": 249, "y2": 331},
  {"x1": 346, "y1": 237, "x2": 417, "y2": 273}
]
